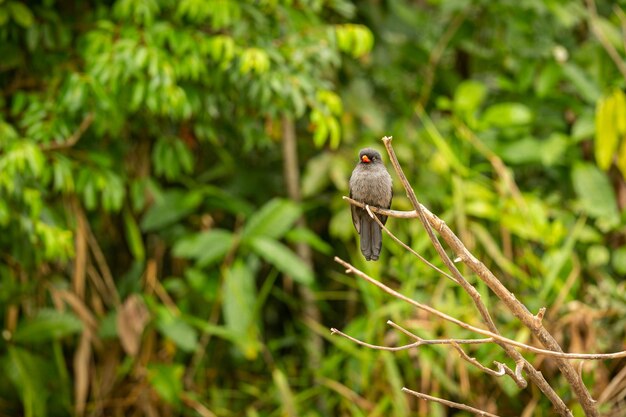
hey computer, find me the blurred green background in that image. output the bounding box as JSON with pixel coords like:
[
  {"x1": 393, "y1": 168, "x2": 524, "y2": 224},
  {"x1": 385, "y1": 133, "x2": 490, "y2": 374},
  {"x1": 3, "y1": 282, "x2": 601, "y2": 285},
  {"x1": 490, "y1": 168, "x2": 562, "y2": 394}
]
[{"x1": 1, "y1": 0, "x2": 626, "y2": 416}]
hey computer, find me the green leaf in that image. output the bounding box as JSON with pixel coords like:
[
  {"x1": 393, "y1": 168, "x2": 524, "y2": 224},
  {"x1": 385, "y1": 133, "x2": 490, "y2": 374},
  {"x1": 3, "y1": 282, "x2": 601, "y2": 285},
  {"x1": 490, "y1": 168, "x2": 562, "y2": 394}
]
[
  {"x1": 482, "y1": 102, "x2": 533, "y2": 127},
  {"x1": 611, "y1": 246, "x2": 626, "y2": 275},
  {"x1": 6, "y1": 347, "x2": 48, "y2": 417},
  {"x1": 222, "y1": 259, "x2": 260, "y2": 359},
  {"x1": 173, "y1": 229, "x2": 234, "y2": 267},
  {"x1": 302, "y1": 152, "x2": 332, "y2": 198},
  {"x1": 13, "y1": 308, "x2": 83, "y2": 343},
  {"x1": 561, "y1": 63, "x2": 601, "y2": 104},
  {"x1": 498, "y1": 137, "x2": 542, "y2": 164},
  {"x1": 123, "y1": 208, "x2": 145, "y2": 261},
  {"x1": 571, "y1": 162, "x2": 619, "y2": 226},
  {"x1": 8, "y1": 1, "x2": 34, "y2": 28},
  {"x1": 541, "y1": 133, "x2": 569, "y2": 166},
  {"x1": 147, "y1": 363, "x2": 184, "y2": 406},
  {"x1": 587, "y1": 244, "x2": 610, "y2": 267},
  {"x1": 534, "y1": 62, "x2": 561, "y2": 98},
  {"x1": 155, "y1": 306, "x2": 198, "y2": 352},
  {"x1": 285, "y1": 227, "x2": 333, "y2": 254},
  {"x1": 242, "y1": 198, "x2": 301, "y2": 240},
  {"x1": 0, "y1": 7, "x2": 9, "y2": 26},
  {"x1": 185, "y1": 268, "x2": 218, "y2": 302},
  {"x1": 248, "y1": 236, "x2": 314, "y2": 285},
  {"x1": 141, "y1": 189, "x2": 203, "y2": 231},
  {"x1": 595, "y1": 94, "x2": 617, "y2": 170},
  {"x1": 453, "y1": 80, "x2": 487, "y2": 115}
]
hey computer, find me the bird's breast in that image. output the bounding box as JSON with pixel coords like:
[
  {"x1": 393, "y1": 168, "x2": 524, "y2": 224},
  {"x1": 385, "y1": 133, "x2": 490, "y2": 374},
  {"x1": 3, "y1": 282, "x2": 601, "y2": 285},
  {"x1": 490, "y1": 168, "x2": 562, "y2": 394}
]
[{"x1": 349, "y1": 166, "x2": 392, "y2": 207}]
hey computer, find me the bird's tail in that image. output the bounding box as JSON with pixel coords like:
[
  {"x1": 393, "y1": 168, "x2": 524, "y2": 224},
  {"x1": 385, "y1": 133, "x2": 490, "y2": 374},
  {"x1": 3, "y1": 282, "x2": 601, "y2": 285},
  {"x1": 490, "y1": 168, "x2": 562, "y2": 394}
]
[{"x1": 360, "y1": 215, "x2": 383, "y2": 261}]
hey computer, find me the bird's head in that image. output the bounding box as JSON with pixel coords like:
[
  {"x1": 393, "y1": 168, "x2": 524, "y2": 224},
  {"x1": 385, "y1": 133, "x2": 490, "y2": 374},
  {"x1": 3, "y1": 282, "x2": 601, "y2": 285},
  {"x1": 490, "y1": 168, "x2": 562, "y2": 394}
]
[{"x1": 358, "y1": 148, "x2": 383, "y2": 165}]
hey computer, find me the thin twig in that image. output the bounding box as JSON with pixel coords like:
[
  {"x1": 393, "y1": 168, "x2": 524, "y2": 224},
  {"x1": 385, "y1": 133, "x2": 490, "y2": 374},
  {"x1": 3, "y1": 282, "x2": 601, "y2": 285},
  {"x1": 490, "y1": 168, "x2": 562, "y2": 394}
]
[
  {"x1": 330, "y1": 328, "x2": 422, "y2": 351},
  {"x1": 330, "y1": 327, "x2": 492, "y2": 351},
  {"x1": 402, "y1": 387, "x2": 501, "y2": 417},
  {"x1": 449, "y1": 342, "x2": 506, "y2": 377}
]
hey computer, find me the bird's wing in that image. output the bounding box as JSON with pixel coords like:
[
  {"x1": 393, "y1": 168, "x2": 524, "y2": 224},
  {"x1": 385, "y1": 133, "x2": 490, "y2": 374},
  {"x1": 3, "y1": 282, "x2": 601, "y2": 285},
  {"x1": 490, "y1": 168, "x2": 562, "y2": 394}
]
[
  {"x1": 350, "y1": 189, "x2": 360, "y2": 234},
  {"x1": 380, "y1": 186, "x2": 392, "y2": 226}
]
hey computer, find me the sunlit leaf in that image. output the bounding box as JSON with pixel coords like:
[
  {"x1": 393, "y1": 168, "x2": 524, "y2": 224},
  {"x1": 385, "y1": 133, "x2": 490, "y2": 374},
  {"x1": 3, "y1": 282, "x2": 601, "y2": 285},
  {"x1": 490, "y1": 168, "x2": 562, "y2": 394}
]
[
  {"x1": 242, "y1": 198, "x2": 301, "y2": 240},
  {"x1": 454, "y1": 80, "x2": 487, "y2": 115},
  {"x1": 148, "y1": 363, "x2": 184, "y2": 405},
  {"x1": 482, "y1": 102, "x2": 533, "y2": 127},
  {"x1": 8, "y1": 2, "x2": 34, "y2": 28},
  {"x1": 285, "y1": 227, "x2": 333, "y2": 254},
  {"x1": 572, "y1": 162, "x2": 619, "y2": 226},
  {"x1": 594, "y1": 93, "x2": 619, "y2": 170},
  {"x1": 155, "y1": 306, "x2": 198, "y2": 352},
  {"x1": 222, "y1": 259, "x2": 260, "y2": 359},
  {"x1": 173, "y1": 229, "x2": 234, "y2": 267},
  {"x1": 247, "y1": 236, "x2": 314, "y2": 285}
]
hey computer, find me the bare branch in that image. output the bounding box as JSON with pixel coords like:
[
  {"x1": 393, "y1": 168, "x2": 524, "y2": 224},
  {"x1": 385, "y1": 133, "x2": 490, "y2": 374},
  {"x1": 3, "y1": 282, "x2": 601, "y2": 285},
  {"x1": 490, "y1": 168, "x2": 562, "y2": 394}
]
[
  {"x1": 450, "y1": 341, "x2": 506, "y2": 377},
  {"x1": 330, "y1": 328, "x2": 422, "y2": 351},
  {"x1": 402, "y1": 387, "x2": 501, "y2": 417},
  {"x1": 334, "y1": 256, "x2": 626, "y2": 361},
  {"x1": 386, "y1": 320, "x2": 493, "y2": 346}
]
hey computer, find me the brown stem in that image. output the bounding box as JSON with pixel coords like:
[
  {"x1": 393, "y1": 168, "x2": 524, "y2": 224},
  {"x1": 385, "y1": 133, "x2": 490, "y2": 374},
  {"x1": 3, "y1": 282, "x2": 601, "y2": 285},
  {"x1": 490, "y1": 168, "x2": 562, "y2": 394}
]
[{"x1": 402, "y1": 387, "x2": 501, "y2": 417}]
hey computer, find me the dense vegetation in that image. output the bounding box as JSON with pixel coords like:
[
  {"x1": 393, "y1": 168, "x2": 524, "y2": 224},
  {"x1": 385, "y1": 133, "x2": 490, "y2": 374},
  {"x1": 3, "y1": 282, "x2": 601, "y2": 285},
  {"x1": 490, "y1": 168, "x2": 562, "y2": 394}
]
[{"x1": 1, "y1": 0, "x2": 626, "y2": 416}]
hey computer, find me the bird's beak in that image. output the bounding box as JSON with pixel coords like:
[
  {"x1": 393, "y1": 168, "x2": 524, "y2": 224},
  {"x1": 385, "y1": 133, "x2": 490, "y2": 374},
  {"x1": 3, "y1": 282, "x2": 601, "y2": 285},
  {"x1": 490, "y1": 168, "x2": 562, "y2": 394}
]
[{"x1": 361, "y1": 155, "x2": 370, "y2": 163}]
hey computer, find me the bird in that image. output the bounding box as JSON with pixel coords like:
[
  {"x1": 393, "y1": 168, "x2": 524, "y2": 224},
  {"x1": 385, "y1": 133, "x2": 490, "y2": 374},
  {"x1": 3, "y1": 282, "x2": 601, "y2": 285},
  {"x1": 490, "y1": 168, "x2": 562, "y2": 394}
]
[{"x1": 349, "y1": 148, "x2": 393, "y2": 261}]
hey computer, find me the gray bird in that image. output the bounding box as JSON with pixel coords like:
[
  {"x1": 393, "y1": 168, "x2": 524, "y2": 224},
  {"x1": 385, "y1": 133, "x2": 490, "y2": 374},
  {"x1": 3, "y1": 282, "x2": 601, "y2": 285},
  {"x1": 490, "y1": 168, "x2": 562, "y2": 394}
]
[{"x1": 349, "y1": 148, "x2": 393, "y2": 261}]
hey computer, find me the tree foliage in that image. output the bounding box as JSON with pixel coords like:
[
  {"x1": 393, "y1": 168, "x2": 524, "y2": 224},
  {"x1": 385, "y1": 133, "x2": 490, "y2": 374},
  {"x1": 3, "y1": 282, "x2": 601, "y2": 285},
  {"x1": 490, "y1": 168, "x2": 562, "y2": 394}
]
[{"x1": 1, "y1": 0, "x2": 626, "y2": 416}]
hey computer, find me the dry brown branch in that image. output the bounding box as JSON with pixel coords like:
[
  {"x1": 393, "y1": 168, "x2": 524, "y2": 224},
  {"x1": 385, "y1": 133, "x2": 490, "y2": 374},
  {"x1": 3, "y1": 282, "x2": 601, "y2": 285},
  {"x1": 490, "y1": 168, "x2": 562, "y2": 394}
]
[
  {"x1": 386, "y1": 319, "x2": 492, "y2": 346},
  {"x1": 381, "y1": 136, "x2": 599, "y2": 416},
  {"x1": 402, "y1": 387, "x2": 501, "y2": 417}
]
